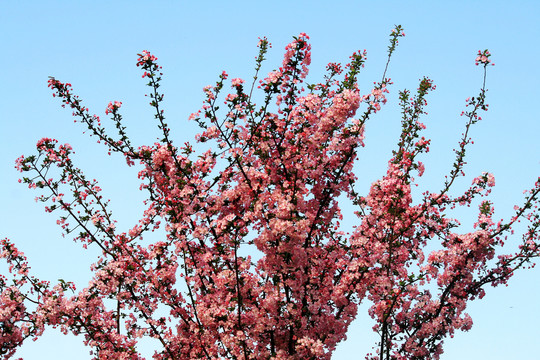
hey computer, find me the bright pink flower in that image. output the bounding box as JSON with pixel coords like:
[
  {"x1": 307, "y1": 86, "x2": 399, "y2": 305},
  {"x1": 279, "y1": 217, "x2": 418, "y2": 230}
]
[
  {"x1": 105, "y1": 101, "x2": 122, "y2": 115},
  {"x1": 231, "y1": 78, "x2": 245, "y2": 87}
]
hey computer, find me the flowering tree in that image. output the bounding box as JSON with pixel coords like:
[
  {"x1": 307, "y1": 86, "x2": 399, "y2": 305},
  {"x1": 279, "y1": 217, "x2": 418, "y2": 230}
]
[{"x1": 1, "y1": 26, "x2": 539, "y2": 360}]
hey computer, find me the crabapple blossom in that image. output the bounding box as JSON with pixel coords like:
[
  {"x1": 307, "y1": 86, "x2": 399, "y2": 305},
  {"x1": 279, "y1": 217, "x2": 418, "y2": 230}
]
[
  {"x1": 475, "y1": 50, "x2": 494, "y2": 66},
  {"x1": 105, "y1": 101, "x2": 122, "y2": 115},
  {"x1": 2, "y1": 26, "x2": 539, "y2": 360}
]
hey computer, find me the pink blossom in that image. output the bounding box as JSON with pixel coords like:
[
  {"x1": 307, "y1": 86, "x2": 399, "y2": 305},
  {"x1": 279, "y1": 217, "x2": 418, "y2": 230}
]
[
  {"x1": 105, "y1": 101, "x2": 122, "y2": 115},
  {"x1": 231, "y1": 78, "x2": 245, "y2": 87}
]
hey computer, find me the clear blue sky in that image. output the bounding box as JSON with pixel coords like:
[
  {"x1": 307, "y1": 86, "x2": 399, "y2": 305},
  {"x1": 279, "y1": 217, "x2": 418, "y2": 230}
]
[{"x1": 1, "y1": 1, "x2": 539, "y2": 359}]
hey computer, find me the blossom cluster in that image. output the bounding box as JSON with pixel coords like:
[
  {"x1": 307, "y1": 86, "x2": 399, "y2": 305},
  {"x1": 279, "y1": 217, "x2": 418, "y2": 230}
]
[
  {"x1": 105, "y1": 101, "x2": 122, "y2": 115},
  {"x1": 475, "y1": 49, "x2": 494, "y2": 66}
]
